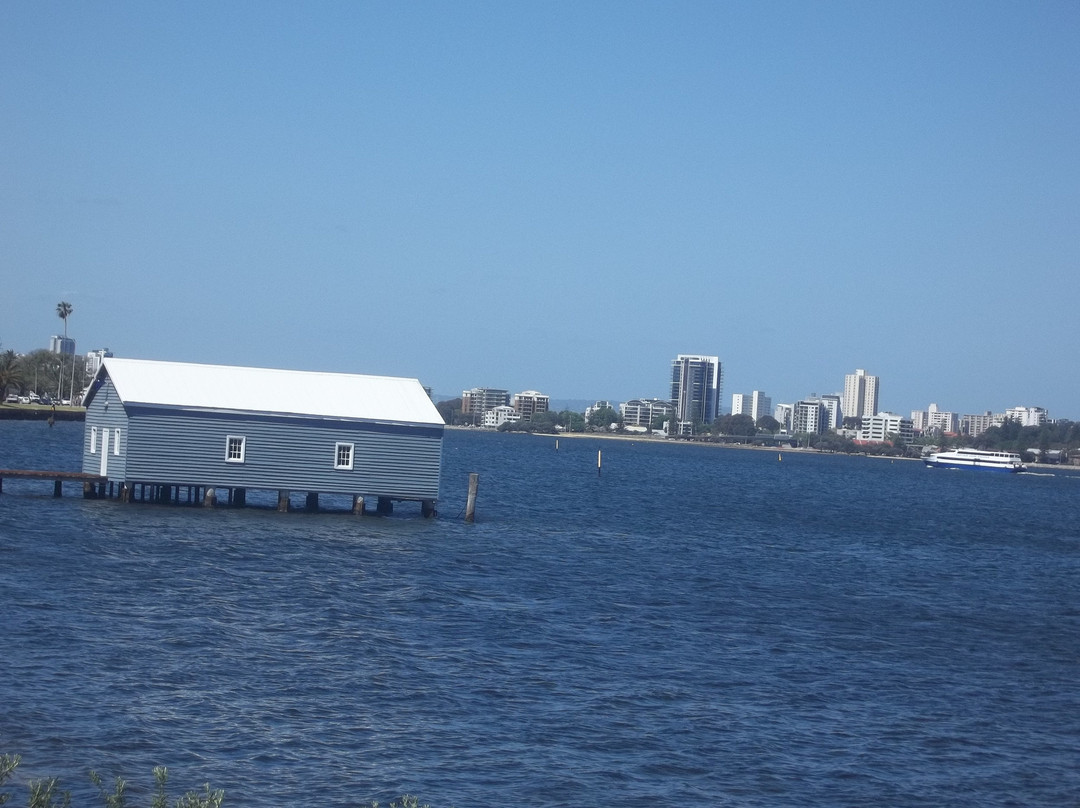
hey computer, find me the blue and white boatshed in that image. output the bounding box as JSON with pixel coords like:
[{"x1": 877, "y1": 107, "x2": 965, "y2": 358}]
[{"x1": 81, "y1": 358, "x2": 444, "y2": 515}]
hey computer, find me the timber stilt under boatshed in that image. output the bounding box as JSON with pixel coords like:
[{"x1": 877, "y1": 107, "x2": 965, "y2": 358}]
[{"x1": 80, "y1": 358, "x2": 444, "y2": 516}]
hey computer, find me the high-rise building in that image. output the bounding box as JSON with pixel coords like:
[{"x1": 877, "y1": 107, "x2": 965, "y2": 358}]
[
  {"x1": 962, "y1": 412, "x2": 995, "y2": 437},
  {"x1": 511, "y1": 390, "x2": 549, "y2": 421},
  {"x1": 50, "y1": 335, "x2": 75, "y2": 356},
  {"x1": 733, "y1": 391, "x2": 773, "y2": 424},
  {"x1": 792, "y1": 399, "x2": 826, "y2": 434},
  {"x1": 751, "y1": 391, "x2": 772, "y2": 424},
  {"x1": 774, "y1": 403, "x2": 793, "y2": 431},
  {"x1": 842, "y1": 368, "x2": 879, "y2": 419},
  {"x1": 670, "y1": 354, "x2": 722, "y2": 427},
  {"x1": 461, "y1": 388, "x2": 510, "y2": 422}
]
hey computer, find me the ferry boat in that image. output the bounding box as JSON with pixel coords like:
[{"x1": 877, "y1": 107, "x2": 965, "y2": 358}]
[{"x1": 923, "y1": 448, "x2": 1026, "y2": 473}]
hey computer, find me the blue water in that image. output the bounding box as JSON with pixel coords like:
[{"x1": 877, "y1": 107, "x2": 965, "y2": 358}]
[{"x1": 1, "y1": 421, "x2": 1079, "y2": 806}]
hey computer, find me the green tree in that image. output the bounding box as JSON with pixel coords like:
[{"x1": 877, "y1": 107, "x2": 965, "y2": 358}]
[
  {"x1": 434, "y1": 398, "x2": 461, "y2": 425},
  {"x1": 587, "y1": 406, "x2": 618, "y2": 429},
  {"x1": 0, "y1": 350, "x2": 23, "y2": 400},
  {"x1": 715, "y1": 413, "x2": 756, "y2": 437},
  {"x1": 559, "y1": 410, "x2": 585, "y2": 432},
  {"x1": 756, "y1": 415, "x2": 781, "y2": 434}
]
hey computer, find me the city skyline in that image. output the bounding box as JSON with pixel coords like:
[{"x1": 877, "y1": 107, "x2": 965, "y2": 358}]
[{"x1": 3, "y1": 3, "x2": 1078, "y2": 418}]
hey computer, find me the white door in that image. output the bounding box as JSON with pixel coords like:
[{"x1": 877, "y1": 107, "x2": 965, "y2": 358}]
[{"x1": 99, "y1": 428, "x2": 109, "y2": 477}]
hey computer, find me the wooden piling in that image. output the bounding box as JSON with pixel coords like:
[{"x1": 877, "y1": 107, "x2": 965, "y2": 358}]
[
  {"x1": 54, "y1": 480, "x2": 63, "y2": 497},
  {"x1": 306, "y1": 492, "x2": 319, "y2": 512},
  {"x1": 204, "y1": 488, "x2": 217, "y2": 507},
  {"x1": 376, "y1": 496, "x2": 393, "y2": 515},
  {"x1": 422, "y1": 499, "x2": 436, "y2": 518},
  {"x1": 277, "y1": 490, "x2": 290, "y2": 512},
  {"x1": 597, "y1": 449, "x2": 602, "y2": 476},
  {"x1": 465, "y1": 472, "x2": 479, "y2": 523},
  {"x1": 352, "y1": 495, "x2": 365, "y2": 515}
]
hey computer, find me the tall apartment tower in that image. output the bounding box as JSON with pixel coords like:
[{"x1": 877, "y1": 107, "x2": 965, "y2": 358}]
[
  {"x1": 732, "y1": 391, "x2": 772, "y2": 423},
  {"x1": 670, "y1": 354, "x2": 722, "y2": 426},
  {"x1": 842, "y1": 368, "x2": 879, "y2": 419}
]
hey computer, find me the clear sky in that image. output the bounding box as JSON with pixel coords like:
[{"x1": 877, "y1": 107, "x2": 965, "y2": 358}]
[{"x1": 3, "y1": 1, "x2": 1078, "y2": 417}]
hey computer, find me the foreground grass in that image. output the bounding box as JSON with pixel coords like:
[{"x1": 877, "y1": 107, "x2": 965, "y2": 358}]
[{"x1": 0, "y1": 755, "x2": 434, "y2": 808}]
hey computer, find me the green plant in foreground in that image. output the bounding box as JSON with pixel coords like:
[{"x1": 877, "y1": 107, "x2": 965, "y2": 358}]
[{"x1": 3, "y1": 756, "x2": 442, "y2": 808}]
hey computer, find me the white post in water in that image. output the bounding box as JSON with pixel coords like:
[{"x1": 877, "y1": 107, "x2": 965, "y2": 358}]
[
  {"x1": 597, "y1": 449, "x2": 602, "y2": 476},
  {"x1": 465, "y1": 473, "x2": 479, "y2": 523}
]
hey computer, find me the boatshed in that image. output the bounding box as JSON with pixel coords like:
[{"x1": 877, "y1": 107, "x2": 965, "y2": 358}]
[{"x1": 81, "y1": 358, "x2": 444, "y2": 514}]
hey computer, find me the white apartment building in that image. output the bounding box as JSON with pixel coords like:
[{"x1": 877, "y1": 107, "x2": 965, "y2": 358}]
[
  {"x1": 774, "y1": 403, "x2": 793, "y2": 432},
  {"x1": 842, "y1": 368, "x2": 879, "y2": 420},
  {"x1": 620, "y1": 398, "x2": 675, "y2": 428},
  {"x1": 821, "y1": 394, "x2": 842, "y2": 429},
  {"x1": 962, "y1": 412, "x2": 995, "y2": 437},
  {"x1": 483, "y1": 405, "x2": 521, "y2": 428},
  {"x1": 752, "y1": 391, "x2": 772, "y2": 423},
  {"x1": 732, "y1": 391, "x2": 772, "y2": 423},
  {"x1": 792, "y1": 400, "x2": 826, "y2": 434},
  {"x1": 858, "y1": 412, "x2": 915, "y2": 444},
  {"x1": 1005, "y1": 406, "x2": 1048, "y2": 427}
]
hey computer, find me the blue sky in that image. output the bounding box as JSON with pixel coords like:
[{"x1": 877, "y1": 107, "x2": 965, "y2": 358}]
[{"x1": 3, "y1": 1, "x2": 1078, "y2": 417}]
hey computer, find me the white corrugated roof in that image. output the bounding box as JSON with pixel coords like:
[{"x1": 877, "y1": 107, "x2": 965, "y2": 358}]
[{"x1": 97, "y1": 358, "x2": 444, "y2": 426}]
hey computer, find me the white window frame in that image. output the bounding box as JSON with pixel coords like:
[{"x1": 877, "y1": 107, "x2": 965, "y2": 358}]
[
  {"x1": 90, "y1": 426, "x2": 98, "y2": 454},
  {"x1": 334, "y1": 442, "x2": 354, "y2": 470},
  {"x1": 113, "y1": 428, "x2": 121, "y2": 455},
  {"x1": 225, "y1": 435, "x2": 246, "y2": 464}
]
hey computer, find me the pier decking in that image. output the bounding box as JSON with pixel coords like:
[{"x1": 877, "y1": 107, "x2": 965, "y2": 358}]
[{"x1": 0, "y1": 469, "x2": 108, "y2": 497}]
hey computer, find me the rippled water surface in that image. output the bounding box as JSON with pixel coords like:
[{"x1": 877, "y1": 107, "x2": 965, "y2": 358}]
[{"x1": 2, "y1": 421, "x2": 1079, "y2": 806}]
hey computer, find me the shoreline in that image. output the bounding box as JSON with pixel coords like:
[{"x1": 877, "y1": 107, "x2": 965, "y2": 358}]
[{"x1": 0, "y1": 405, "x2": 85, "y2": 421}]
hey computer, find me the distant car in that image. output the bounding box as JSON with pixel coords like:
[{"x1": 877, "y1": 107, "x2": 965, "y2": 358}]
[
  {"x1": 61, "y1": 399, "x2": 72, "y2": 406},
  {"x1": 18, "y1": 396, "x2": 30, "y2": 404},
  {"x1": 4, "y1": 394, "x2": 18, "y2": 404},
  {"x1": 39, "y1": 394, "x2": 53, "y2": 405}
]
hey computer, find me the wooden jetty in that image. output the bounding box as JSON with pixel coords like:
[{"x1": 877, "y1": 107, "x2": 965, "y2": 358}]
[{"x1": 0, "y1": 469, "x2": 108, "y2": 498}]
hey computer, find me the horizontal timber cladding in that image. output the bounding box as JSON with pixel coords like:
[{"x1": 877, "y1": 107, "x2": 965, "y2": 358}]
[
  {"x1": 81, "y1": 377, "x2": 130, "y2": 482},
  {"x1": 124, "y1": 409, "x2": 442, "y2": 500}
]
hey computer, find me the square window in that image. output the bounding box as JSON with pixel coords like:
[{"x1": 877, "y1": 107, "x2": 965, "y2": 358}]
[
  {"x1": 226, "y1": 435, "x2": 246, "y2": 463},
  {"x1": 335, "y1": 442, "x2": 354, "y2": 470}
]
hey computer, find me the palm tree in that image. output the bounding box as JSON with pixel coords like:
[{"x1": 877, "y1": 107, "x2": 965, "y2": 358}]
[
  {"x1": 55, "y1": 301, "x2": 73, "y2": 400},
  {"x1": 0, "y1": 349, "x2": 23, "y2": 401},
  {"x1": 56, "y1": 301, "x2": 73, "y2": 339}
]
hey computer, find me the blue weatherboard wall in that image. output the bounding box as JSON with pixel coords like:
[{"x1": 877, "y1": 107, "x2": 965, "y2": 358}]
[
  {"x1": 83, "y1": 370, "x2": 443, "y2": 500},
  {"x1": 81, "y1": 375, "x2": 130, "y2": 480}
]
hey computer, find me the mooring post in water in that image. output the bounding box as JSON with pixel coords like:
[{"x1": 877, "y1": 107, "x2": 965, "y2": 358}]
[
  {"x1": 306, "y1": 492, "x2": 319, "y2": 512},
  {"x1": 555, "y1": 438, "x2": 559, "y2": 451},
  {"x1": 352, "y1": 495, "x2": 365, "y2": 516},
  {"x1": 422, "y1": 499, "x2": 436, "y2": 518},
  {"x1": 465, "y1": 472, "x2": 479, "y2": 523},
  {"x1": 277, "y1": 490, "x2": 290, "y2": 512},
  {"x1": 597, "y1": 449, "x2": 602, "y2": 476},
  {"x1": 204, "y1": 487, "x2": 216, "y2": 507}
]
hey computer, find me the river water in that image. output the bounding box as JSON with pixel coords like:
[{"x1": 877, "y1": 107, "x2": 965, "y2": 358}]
[{"x1": 1, "y1": 421, "x2": 1078, "y2": 806}]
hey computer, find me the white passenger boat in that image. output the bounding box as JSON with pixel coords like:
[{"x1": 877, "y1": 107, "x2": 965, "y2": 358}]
[{"x1": 923, "y1": 448, "x2": 1026, "y2": 473}]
